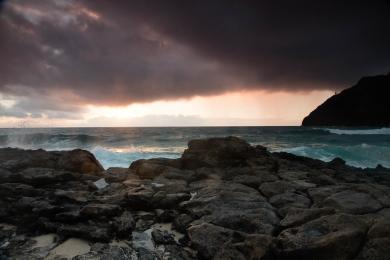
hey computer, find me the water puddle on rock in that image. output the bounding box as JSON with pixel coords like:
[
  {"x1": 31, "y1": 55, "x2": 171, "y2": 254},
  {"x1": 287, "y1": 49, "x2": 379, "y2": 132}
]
[
  {"x1": 32, "y1": 234, "x2": 58, "y2": 249},
  {"x1": 152, "y1": 223, "x2": 184, "y2": 243},
  {"x1": 132, "y1": 228, "x2": 154, "y2": 251},
  {"x1": 131, "y1": 222, "x2": 185, "y2": 256}
]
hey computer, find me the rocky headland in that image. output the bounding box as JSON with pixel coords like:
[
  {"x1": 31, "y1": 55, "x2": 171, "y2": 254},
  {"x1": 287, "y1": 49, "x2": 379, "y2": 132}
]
[
  {"x1": 302, "y1": 72, "x2": 390, "y2": 126},
  {"x1": 0, "y1": 137, "x2": 390, "y2": 259}
]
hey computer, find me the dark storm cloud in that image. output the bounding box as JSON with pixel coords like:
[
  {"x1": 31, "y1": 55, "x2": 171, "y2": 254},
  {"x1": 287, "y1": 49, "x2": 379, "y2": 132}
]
[
  {"x1": 91, "y1": 0, "x2": 390, "y2": 87},
  {"x1": 0, "y1": 0, "x2": 389, "y2": 112},
  {"x1": 0, "y1": 0, "x2": 235, "y2": 107}
]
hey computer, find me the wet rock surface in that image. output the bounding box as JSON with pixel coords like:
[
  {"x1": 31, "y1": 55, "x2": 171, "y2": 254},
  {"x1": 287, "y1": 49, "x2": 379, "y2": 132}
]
[{"x1": 0, "y1": 137, "x2": 390, "y2": 259}]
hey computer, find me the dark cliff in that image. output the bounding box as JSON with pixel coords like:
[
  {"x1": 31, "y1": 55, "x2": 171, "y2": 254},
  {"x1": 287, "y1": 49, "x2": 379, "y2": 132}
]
[{"x1": 302, "y1": 73, "x2": 390, "y2": 126}]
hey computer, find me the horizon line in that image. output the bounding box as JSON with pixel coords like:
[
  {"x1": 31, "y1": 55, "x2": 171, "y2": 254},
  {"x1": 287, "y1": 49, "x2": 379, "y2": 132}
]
[{"x1": 0, "y1": 125, "x2": 300, "y2": 129}]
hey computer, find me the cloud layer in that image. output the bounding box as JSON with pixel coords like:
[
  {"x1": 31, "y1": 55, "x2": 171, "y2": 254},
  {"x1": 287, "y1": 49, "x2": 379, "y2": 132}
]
[{"x1": 0, "y1": 0, "x2": 389, "y2": 117}]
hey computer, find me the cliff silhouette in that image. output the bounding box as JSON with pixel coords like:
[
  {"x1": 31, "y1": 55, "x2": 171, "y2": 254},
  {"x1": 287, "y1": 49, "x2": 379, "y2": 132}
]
[{"x1": 302, "y1": 73, "x2": 390, "y2": 126}]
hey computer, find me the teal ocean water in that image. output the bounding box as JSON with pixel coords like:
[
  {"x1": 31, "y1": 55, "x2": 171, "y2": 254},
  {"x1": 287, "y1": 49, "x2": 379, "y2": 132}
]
[{"x1": 0, "y1": 127, "x2": 389, "y2": 169}]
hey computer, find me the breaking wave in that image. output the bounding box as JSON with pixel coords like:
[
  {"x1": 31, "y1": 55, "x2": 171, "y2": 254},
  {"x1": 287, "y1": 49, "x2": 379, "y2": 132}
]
[
  {"x1": 0, "y1": 127, "x2": 389, "y2": 169},
  {"x1": 278, "y1": 143, "x2": 390, "y2": 168},
  {"x1": 320, "y1": 127, "x2": 390, "y2": 135}
]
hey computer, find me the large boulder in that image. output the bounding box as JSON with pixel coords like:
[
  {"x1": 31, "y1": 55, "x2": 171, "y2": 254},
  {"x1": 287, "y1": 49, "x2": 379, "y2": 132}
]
[
  {"x1": 276, "y1": 214, "x2": 368, "y2": 259},
  {"x1": 0, "y1": 148, "x2": 104, "y2": 175},
  {"x1": 112, "y1": 211, "x2": 135, "y2": 238},
  {"x1": 57, "y1": 149, "x2": 104, "y2": 175},
  {"x1": 126, "y1": 187, "x2": 155, "y2": 210},
  {"x1": 228, "y1": 234, "x2": 273, "y2": 260},
  {"x1": 182, "y1": 181, "x2": 279, "y2": 235},
  {"x1": 188, "y1": 223, "x2": 235, "y2": 259},
  {"x1": 180, "y1": 137, "x2": 268, "y2": 169},
  {"x1": 129, "y1": 160, "x2": 167, "y2": 179},
  {"x1": 0, "y1": 148, "x2": 58, "y2": 171},
  {"x1": 188, "y1": 223, "x2": 273, "y2": 259},
  {"x1": 129, "y1": 158, "x2": 180, "y2": 179}
]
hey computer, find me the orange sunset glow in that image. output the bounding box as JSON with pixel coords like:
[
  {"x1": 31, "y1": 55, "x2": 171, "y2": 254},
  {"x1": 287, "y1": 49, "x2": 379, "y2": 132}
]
[{"x1": 0, "y1": 90, "x2": 332, "y2": 127}]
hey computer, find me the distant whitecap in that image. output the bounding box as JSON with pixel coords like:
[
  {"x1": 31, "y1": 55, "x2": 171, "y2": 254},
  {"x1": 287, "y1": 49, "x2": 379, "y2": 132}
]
[{"x1": 321, "y1": 128, "x2": 390, "y2": 135}]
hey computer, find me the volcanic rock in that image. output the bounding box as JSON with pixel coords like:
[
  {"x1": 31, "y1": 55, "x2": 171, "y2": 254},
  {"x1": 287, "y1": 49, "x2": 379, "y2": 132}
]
[{"x1": 0, "y1": 137, "x2": 389, "y2": 259}]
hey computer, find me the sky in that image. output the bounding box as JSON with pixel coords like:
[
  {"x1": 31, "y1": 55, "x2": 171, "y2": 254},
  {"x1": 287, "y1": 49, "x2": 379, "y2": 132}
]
[{"x1": 0, "y1": 0, "x2": 389, "y2": 127}]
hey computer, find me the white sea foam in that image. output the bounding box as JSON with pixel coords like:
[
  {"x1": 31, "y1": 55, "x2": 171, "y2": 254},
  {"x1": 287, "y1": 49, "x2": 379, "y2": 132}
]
[
  {"x1": 322, "y1": 127, "x2": 390, "y2": 135},
  {"x1": 105, "y1": 145, "x2": 185, "y2": 154},
  {"x1": 277, "y1": 146, "x2": 335, "y2": 163},
  {"x1": 278, "y1": 144, "x2": 390, "y2": 169}
]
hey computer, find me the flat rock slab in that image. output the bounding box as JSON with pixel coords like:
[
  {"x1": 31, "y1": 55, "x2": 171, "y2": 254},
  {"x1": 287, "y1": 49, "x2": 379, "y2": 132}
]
[
  {"x1": 322, "y1": 190, "x2": 383, "y2": 214},
  {"x1": 280, "y1": 207, "x2": 335, "y2": 228}
]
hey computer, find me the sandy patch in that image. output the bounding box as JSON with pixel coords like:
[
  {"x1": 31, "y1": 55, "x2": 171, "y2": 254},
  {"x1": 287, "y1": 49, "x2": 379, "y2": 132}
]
[
  {"x1": 45, "y1": 238, "x2": 90, "y2": 259},
  {"x1": 32, "y1": 234, "x2": 58, "y2": 249}
]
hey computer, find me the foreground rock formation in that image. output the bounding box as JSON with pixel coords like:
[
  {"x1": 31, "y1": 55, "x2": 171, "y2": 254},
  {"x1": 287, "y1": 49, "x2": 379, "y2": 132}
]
[
  {"x1": 0, "y1": 137, "x2": 390, "y2": 259},
  {"x1": 302, "y1": 72, "x2": 390, "y2": 126}
]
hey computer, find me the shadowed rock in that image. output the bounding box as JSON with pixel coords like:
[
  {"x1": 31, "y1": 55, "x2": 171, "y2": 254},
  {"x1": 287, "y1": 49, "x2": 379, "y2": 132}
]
[
  {"x1": 321, "y1": 190, "x2": 383, "y2": 214},
  {"x1": 356, "y1": 218, "x2": 390, "y2": 260},
  {"x1": 0, "y1": 148, "x2": 104, "y2": 174},
  {"x1": 181, "y1": 136, "x2": 269, "y2": 169},
  {"x1": 276, "y1": 214, "x2": 368, "y2": 259}
]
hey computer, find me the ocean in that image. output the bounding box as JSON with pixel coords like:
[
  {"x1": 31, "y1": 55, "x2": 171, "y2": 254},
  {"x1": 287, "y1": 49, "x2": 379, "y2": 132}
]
[{"x1": 0, "y1": 127, "x2": 389, "y2": 169}]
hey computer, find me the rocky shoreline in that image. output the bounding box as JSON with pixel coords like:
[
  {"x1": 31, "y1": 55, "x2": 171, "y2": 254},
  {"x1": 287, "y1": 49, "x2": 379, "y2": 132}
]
[{"x1": 0, "y1": 136, "x2": 389, "y2": 259}]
